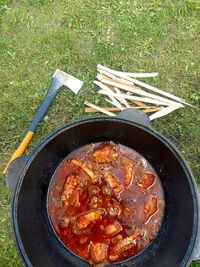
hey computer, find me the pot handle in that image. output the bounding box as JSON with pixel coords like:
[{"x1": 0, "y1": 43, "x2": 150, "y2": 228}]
[
  {"x1": 4, "y1": 156, "x2": 28, "y2": 193},
  {"x1": 190, "y1": 191, "x2": 200, "y2": 262},
  {"x1": 117, "y1": 108, "x2": 153, "y2": 130}
]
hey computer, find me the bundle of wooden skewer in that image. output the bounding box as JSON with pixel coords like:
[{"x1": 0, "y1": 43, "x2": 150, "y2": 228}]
[{"x1": 84, "y1": 65, "x2": 194, "y2": 120}]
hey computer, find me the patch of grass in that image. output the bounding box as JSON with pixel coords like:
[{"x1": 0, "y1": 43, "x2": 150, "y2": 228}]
[{"x1": 0, "y1": 0, "x2": 200, "y2": 266}]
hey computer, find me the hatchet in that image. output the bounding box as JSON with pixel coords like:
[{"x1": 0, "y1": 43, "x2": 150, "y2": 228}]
[{"x1": 3, "y1": 69, "x2": 83, "y2": 174}]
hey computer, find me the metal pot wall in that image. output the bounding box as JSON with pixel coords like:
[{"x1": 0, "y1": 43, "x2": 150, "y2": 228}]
[{"x1": 7, "y1": 109, "x2": 200, "y2": 267}]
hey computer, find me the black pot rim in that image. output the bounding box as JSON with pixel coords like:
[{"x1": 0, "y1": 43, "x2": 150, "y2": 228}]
[{"x1": 12, "y1": 116, "x2": 199, "y2": 267}]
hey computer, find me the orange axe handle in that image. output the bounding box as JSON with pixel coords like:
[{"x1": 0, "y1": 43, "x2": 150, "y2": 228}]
[
  {"x1": 3, "y1": 78, "x2": 61, "y2": 174},
  {"x1": 3, "y1": 131, "x2": 34, "y2": 174}
]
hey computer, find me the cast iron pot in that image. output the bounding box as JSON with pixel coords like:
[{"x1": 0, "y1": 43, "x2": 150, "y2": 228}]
[{"x1": 6, "y1": 109, "x2": 200, "y2": 267}]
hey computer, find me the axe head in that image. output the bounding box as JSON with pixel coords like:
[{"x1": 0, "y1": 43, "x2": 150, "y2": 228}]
[{"x1": 53, "y1": 69, "x2": 84, "y2": 94}]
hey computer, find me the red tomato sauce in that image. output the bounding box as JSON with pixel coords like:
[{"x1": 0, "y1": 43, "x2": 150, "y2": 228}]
[{"x1": 48, "y1": 142, "x2": 165, "y2": 265}]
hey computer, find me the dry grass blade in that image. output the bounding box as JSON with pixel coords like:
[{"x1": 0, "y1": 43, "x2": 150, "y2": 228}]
[
  {"x1": 84, "y1": 101, "x2": 116, "y2": 116},
  {"x1": 149, "y1": 106, "x2": 181, "y2": 121}
]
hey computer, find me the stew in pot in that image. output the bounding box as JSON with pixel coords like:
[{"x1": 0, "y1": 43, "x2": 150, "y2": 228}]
[{"x1": 48, "y1": 142, "x2": 165, "y2": 265}]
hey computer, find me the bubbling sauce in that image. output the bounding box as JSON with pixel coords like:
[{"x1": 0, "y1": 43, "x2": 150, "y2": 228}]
[{"x1": 48, "y1": 142, "x2": 165, "y2": 265}]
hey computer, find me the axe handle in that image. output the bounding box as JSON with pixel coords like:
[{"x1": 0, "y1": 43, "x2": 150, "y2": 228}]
[{"x1": 3, "y1": 79, "x2": 61, "y2": 174}]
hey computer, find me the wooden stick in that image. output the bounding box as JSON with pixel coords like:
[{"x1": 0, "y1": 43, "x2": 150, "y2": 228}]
[
  {"x1": 94, "y1": 81, "x2": 123, "y2": 110},
  {"x1": 97, "y1": 69, "x2": 119, "y2": 80},
  {"x1": 106, "y1": 85, "x2": 146, "y2": 107},
  {"x1": 98, "y1": 66, "x2": 158, "y2": 78},
  {"x1": 118, "y1": 72, "x2": 158, "y2": 78},
  {"x1": 84, "y1": 101, "x2": 116, "y2": 116},
  {"x1": 114, "y1": 87, "x2": 130, "y2": 107},
  {"x1": 97, "y1": 69, "x2": 138, "y2": 87},
  {"x1": 149, "y1": 106, "x2": 180, "y2": 121},
  {"x1": 85, "y1": 107, "x2": 120, "y2": 112},
  {"x1": 97, "y1": 74, "x2": 140, "y2": 90},
  {"x1": 97, "y1": 64, "x2": 185, "y2": 103},
  {"x1": 130, "y1": 99, "x2": 146, "y2": 107},
  {"x1": 143, "y1": 107, "x2": 163, "y2": 113},
  {"x1": 98, "y1": 90, "x2": 176, "y2": 106},
  {"x1": 97, "y1": 75, "x2": 183, "y2": 107},
  {"x1": 85, "y1": 106, "x2": 163, "y2": 113}
]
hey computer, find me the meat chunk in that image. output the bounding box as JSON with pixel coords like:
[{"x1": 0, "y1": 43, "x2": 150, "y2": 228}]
[
  {"x1": 92, "y1": 143, "x2": 118, "y2": 164},
  {"x1": 107, "y1": 199, "x2": 122, "y2": 217},
  {"x1": 109, "y1": 230, "x2": 143, "y2": 258},
  {"x1": 69, "y1": 159, "x2": 98, "y2": 183},
  {"x1": 77, "y1": 209, "x2": 105, "y2": 229},
  {"x1": 111, "y1": 234, "x2": 123, "y2": 245},
  {"x1": 102, "y1": 185, "x2": 112, "y2": 195},
  {"x1": 79, "y1": 236, "x2": 89, "y2": 245},
  {"x1": 61, "y1": 173, "x2": 77, "y2": 208},
  {"x1": 105, "y1": 221, "x2": 122, "y2": 236},
  {"x1": 69, "y1": 188, "x2": 80, "y2": 207},
  {"x1": 89, "y1": 196, "x2": 103, "y2": 209},
  {"x1": 88, "y1": 185, "x2": 100, "y2": 196},
  {"x1": 72, "y1": 225, "x2": 91, "y2": 236},
  {"x1": 104, "y1": 172, "x2": 123, "y2": 195},
  {"x1": 123, "y1": 207, "x2": 135, "y2": 220},
  {"x1": 59, "y1": 216, "x2": 70, "y2": 228},
  {"x1": 90, "y1": 242, "x2": 108, "y2": 264},
  {"x1": 144, "y1": 197, "x2": 158, "y2": 223},
  {"x1": 122, "y1": 156, "x2": 135, "y2": 188},
  {"x1": 138, "y1": 172, "x2": 155, "y2": 188}
]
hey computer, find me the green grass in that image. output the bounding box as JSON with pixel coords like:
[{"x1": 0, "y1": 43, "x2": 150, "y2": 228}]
[{"x1": 0, "y1": 0, "x2": 200, "y2": 266}]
